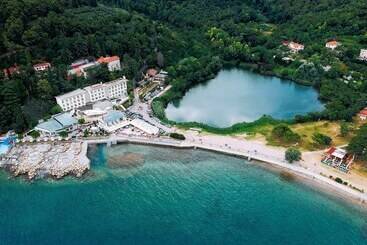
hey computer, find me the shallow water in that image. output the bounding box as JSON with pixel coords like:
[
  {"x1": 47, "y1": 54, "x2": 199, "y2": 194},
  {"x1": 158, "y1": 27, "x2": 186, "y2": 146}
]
[
  {"x1": 0, "y1": 144, "x2": 366, "y2": 244},
  {"x1": 165, "y1": 68, "x2": 324, "y2": 127}
]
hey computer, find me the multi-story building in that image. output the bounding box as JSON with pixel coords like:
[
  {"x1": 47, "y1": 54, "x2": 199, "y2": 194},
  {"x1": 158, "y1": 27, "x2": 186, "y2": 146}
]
[
  {"x1": 97, "y1": 56, "x2": 121, "y2": 71},
  {"x1": 55, "y1": 89, "x2": 88, "y2": 111},
  {"x1": 55, "y1": 77, "x2": 128, "y2": 111}
]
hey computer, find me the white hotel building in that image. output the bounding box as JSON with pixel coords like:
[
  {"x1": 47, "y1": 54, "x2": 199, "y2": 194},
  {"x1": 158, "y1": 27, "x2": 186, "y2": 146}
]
[{"x1": 56, "y1": 77, "x2": 128, "y2": 111}]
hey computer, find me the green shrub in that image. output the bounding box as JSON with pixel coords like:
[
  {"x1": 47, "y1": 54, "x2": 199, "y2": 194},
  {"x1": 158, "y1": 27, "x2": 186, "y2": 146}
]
[
  {"x1": 334, "y1": 177, "x2": 343, "y2": 184},
  {"x1": 29, "y1": 130, "x2": 40, "y2": 139},
  {"x1": 285, "y1": 147, "x2": 301, "y2": 163},
  {"x1": 78, "y1": 118, "x2": 86, "y2": 124},
  {"x1": 58, "y1": 131, "x2": 68, "y2": 138},
  {"x1": 312, "y1": 132, "x2": 332, "y2": 146}
]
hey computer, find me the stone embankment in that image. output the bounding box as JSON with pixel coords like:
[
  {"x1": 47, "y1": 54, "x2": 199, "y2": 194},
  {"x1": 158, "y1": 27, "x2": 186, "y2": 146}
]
[{"x1": 1, "y1": 141, "x2": 90, "y2": 180}]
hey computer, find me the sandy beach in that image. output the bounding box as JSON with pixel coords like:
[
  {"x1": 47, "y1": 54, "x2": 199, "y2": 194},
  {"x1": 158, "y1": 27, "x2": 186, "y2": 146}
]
[{"x1": 85, "y1": 132, "x2": 367, "y2": 207}]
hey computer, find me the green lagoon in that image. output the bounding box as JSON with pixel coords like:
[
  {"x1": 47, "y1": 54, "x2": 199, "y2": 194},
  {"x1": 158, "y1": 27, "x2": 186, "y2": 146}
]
[
  {"x1": 0, "y1": 144, "x2": 366, "y2": 244},
  {"x1": 165, "y1": 68, "x2": 324, "y2": 127}
]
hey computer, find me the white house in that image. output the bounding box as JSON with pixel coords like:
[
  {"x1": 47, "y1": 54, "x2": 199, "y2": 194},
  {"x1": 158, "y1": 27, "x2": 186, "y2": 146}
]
[
  {"x1": 359, "y1": 49, "x2": 367, "y2": 61},
  {"x1": 288, "y1": 42, "x2": 304, "y2": 53},
  {"x1": 97, "y1": 56, "x2": 121, "y2": 72},
  {"x1": 33, "y1": 62, "x2": 51, "y2": 72},
  {"x1": 55, "y1": 77, "x2": 128, "y2": 111}
]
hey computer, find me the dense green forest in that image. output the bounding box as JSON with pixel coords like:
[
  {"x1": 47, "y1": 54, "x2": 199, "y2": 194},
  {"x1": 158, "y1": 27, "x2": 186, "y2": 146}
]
[{"x1": 1, "y1": 0, "x2": 367, "y2": 133}]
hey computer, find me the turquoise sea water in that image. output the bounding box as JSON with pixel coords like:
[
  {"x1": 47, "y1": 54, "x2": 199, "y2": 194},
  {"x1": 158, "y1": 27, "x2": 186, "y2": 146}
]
[
  {"x1": 165, "y1": 68, "x2": 324, "y2": 127},
  {"x1": 0, "y1": 144, "x2": 366, "y2": 244}
]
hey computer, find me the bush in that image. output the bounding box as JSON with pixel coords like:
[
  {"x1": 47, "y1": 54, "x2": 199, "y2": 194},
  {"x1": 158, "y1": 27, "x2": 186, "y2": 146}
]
[
  {"x1": 312, "y1": 133, "x2": 332, "y2": 146},
  {"x1": 335, "y1": 177, "x2": 343, "y2": 184},
  {"x1": 272, "y1": 124, "x2": 300, "y2": 143},
  {"x1": 169, "y1": 133, "x2": 186, "y2": 140},
  {"x1": 340, "y1": 122, "x2": 350, "y2": 137},
  {"x1": 50, "y1": 105, "x2": 62, "y2": 115},
  {"x1": 29, "y1": 130, "x2": 40, "y2": 139},
  {"x1": 58, "y1": 131, "x2": 68, "y2": 138},
  {"x1": 78, "y1": 118, "x2": 86, "y2": 124},
  {"x1": 285, "y1": 147, "x2": 301, "y2": 163}
]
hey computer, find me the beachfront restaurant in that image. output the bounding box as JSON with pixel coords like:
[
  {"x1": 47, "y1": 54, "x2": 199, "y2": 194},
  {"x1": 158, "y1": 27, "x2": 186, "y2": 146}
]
[
  {"x1": 34, "y1": 113, "x2": 78, "y2": 136},
  {"x1": 98, "y1": 110, "x2": 128, "y2": 133},
  {"x1": 322, "y1": 147, "x2": 354, "y2": 172}
]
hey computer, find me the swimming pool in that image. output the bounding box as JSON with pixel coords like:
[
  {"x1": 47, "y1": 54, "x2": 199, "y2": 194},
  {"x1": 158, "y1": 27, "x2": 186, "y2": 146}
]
[
  {"x1": 0, "y1": 136, "x2": 15, "y2": 155},
  {"x1": 0, "y1": 142, "x2": 10, "y2": 155}
]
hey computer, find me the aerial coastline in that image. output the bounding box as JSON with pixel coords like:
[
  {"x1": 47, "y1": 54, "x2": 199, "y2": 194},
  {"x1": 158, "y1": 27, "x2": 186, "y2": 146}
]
[{"x1": 0, "y1": 67, "x2": 366, "y2": 208}]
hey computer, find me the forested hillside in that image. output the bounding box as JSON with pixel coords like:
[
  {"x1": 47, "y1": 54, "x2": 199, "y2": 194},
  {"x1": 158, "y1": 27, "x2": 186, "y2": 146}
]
[{"x1": 1, "y1": 0, "x2": 367, "y2": 133}]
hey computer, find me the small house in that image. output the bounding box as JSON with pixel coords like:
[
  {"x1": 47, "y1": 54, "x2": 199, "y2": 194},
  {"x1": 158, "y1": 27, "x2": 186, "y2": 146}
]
[
  {"x1": 358, "y1": 107, "x2": 367, "y2": 120},
  {"x1": 33, "y1": 62, "x2": 51, "y2": 72},
  {"x1": 325, "y1": 40, "x2": 340, "y2": 50}
]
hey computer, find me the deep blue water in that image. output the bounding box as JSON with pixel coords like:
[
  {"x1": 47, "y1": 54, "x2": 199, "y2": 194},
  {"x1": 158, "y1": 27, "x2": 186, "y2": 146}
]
[
  {"x1": 0, "y1": 144, "x2": 366, "y2": 244},
  {"x1": 165, "y1": 68, "x2": 324, "y2": 127}
]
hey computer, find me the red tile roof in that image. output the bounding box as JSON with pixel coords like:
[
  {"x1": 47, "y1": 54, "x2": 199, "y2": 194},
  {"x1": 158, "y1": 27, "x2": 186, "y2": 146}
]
[
  {"x1": 147, "y1": 68, "x2": 158, "y2": 77},
  {"x1": 325, "y1": 147, "x2": 336, "y2": 155},
  {"x1": 359, "y1": 108, "x2": 367, "y2": 116},
  {"x1": 3, "y1": 65, "x2": 20, "y2": 77},
  {"x1": 97, "y1": 56, "x2": 120, "y2": 64}
]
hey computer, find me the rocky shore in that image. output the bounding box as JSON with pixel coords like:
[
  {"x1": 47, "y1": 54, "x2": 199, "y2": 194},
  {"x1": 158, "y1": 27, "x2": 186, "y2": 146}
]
[{"x1": 0, "y1": 142, "x2": 90, "y2": 180}]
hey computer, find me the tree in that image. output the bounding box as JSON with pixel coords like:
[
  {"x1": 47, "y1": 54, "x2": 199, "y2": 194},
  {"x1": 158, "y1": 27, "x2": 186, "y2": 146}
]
[
  {"x1": 58, "y1": 131, "x2": 68, "y2": 138},
  {"x1": 285, "y1": 147, "x2": 301, "y2": 163},
  {"x1": 272, "y1": 124, "x2": 300, "y2": 143},
  {"x1": 50, "y1": 105, "x2": 62, "y2": 115},
  {"x1": 347, "y1": 125, "x2": 367, "y2": 161},
  {"x1": 340, "y1": 122, "x2": 350, "y2": 137},
  {"x1": 37, "y1": 79, "x2": 53, "y2": 100},
  {"x1": 78, "y1": 118, "x2": 86, "y2": 124},
  {"x1": 312, "y1": 133, "x2": 332, "y2": 146},
  {"x1": 169, "y1": 133, "x2": 185, "y2": 140},
  {"x1": 29, "y1": 130, "x2": 40, "y2": 139},
  {"x1": 157, "y1": 51, "x2": 165, "y2": 67}
]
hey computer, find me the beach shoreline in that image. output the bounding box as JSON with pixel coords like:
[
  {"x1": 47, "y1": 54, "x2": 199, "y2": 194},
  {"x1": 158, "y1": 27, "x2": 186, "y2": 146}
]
[{"x1": 84, "y1": 135, "x2": 367, "y2": 208}]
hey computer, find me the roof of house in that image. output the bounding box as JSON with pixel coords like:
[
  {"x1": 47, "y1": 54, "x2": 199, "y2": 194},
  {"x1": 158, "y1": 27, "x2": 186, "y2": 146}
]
[
  {"x1": 289, "y1": 41, "x2": 304, "y2": 50},
  {"x1": 71, "y1": 59, "x2": 89, "y2": 68},
  {"x1": 332, "y1": 148, "x2": 347, "y2": 159},
  {"x1": 147, "y1": 68, "x2": 158, "y2": 77},
  {"x1": 359, "y1": 108, "x2": 367, "y2": 116},
  {"x1": 97, "y1": 56, "x2": 120, "y2": 64},
  {"x1": 326, "y1": 40, "x2": 339, "y2": 46},
  {"x1": 131, "y1": 118, "x2": 159, "y2": 135},
  {"x1": 4, "y1": 65, "x2": 20, "y2": 76},
  {"x1": 102, "y1": 110, "x2": 124, "y2": 124},
  {"x1": 325, "y1": 147, "x2": 336, "y2": 155},
  {"x1": 36, "y1": 113, "x2": 77, "y2": 133},
  {"x1": 55, "y1": 88, "x2": 85, "y2": 100},
  {"x1": 33, "y1": 62, "x2": 51, "y2": 68}
]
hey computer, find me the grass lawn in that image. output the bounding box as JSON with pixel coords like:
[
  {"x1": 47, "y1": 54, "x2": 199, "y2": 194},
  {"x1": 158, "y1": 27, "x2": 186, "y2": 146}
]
[
  {"x1": 289, "y1": 121, "x2": 353, "y2": 150},
  {"x1": 236, "y1": 120, "x2": 357, "y2": 151}
]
